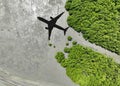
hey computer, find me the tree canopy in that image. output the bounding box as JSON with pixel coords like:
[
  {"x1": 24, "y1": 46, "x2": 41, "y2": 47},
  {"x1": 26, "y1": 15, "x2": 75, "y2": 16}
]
[
  {"x1": 55, "y1": 44, "x2": 120, "y2": 86},
  {"x1": 66, "y1": 0, "x2": 120, "y2": 55}
]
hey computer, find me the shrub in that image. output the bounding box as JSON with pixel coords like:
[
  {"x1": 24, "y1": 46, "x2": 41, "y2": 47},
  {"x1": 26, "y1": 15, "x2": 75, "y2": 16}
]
[
  {"x1": 55, "y1": 52, "x2": 65, "y2": 63},
  {"x1": 66, "y1": 43, "x2": 69, "y2": 46},
  {"x1": 67, "y1": 36, "x2": 73, "y2": 41},
  {"x1": 53, "y1": 45, "x2": 56, "y2": 48},
  {"x1": 64, "y1": 47, "x2": 70, "y2": 53},
  {"x1": 48, "y1": 43, "x2": 52, "y2": 47},
  {"x1": 72, "y1": 41, "x2": 77, "y2": 45}
]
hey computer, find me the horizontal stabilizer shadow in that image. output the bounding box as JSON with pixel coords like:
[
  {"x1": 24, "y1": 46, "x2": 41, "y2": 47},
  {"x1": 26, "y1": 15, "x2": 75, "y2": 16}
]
[{"x1": 37, "y1": 12, "x2": 69, "y2": 40}]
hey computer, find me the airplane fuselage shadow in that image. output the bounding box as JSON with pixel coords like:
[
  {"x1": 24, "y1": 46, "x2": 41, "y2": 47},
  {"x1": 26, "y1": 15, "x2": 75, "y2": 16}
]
[{"x1": 37, "y1": 12, "x2": 69, "y2": 40}]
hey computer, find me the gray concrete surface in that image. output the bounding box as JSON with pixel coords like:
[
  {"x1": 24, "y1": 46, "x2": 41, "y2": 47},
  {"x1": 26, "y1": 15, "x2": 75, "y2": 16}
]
[
  {"x1": 0, "y1": 0, "x2": 120, "y2": 86},
  {"x1": 0, "y1": 0, "x2": 77, "y2": 86}
]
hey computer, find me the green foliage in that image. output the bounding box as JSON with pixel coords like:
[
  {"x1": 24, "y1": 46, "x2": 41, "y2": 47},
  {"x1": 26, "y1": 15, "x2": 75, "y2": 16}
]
[
  {"x1": 66, "y1": 0, "x2": 120, "y2": 55},
  {"x1": 56, "y1": 45, "x2": 120, "y2": 86},
  {"x1": 72, "y1": 41, "x2": 77, "y2": 45},
  {"x1": 55, "y1": 52, "x2": 65, "y2": 63},
  {"x1": 66, "y1": 42, "x2": 69, "y2": 46},
  {"x1": 53, "y1": 45, "x2": 56, "y2": 48},
  {"x1": 67, "y1": 36, "x2": 73, "y2": 41},
  {"x1": 48, "y1": 43, "x2": 52, "y2": 47},
  {"x1": 64, "y1": 47, "x2": 71, "y2": 53}
]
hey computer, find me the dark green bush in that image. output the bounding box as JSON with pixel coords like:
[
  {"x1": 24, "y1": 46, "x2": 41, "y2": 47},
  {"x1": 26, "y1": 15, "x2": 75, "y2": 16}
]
[
  {"x1": 67, "y1": 36, "x2": 73, "y2": 41},
  {"x1": 48, "y1": 43, "x2": 52, "y2": 47},
  {"x1": 64, "y1": 47, "x2": 71, "y2": 53},
  {"x1": 72, "y1": 41, "x2": 77, "y2": 45},
  {"x1": 66, "y1": 43, "x2": 69, "y2": 46},
  {"x1": 53, "y1": 45, "x2": 56, "y2": 48},
  {"x1": 55, "y1": 52, "x2": 65, "y2": 63}
]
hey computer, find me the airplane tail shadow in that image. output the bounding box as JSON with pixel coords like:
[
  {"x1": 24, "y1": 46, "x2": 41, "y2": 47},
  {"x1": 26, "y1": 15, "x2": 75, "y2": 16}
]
[{"x1": 64, "y1": 27, "x2": 69, "y2": 35}]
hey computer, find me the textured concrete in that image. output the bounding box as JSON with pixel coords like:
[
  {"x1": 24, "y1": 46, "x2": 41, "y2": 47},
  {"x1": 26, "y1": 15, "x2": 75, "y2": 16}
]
[{"x1": 0, "y1": 0, "x2": 76, "y2": 86}]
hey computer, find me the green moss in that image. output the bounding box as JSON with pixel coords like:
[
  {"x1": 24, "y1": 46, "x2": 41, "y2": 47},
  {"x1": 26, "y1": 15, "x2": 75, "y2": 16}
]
[
  {"x1": 55, "y1": 44, "x2": 120, "y2": 86},
  {"x1": 67, "y1": 36, "x2": 73, "y2": 41},
  {"x1": 66, "y1": 0, "x2": 120, "y2": 55}
]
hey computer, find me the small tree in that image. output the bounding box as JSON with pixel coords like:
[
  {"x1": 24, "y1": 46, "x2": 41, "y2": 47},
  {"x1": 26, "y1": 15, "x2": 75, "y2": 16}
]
[
  {"x1": 72, "y1": 41, "x2": 77, "y2": 45},
  {"x1": 64, "y1": 47, "x2": 70, "y2": 53},
  {"x1": 55, "y1": 52, "x2": 65, "y2": 63},
  {"x1": 67, "y1": 36, "x2": 73, "y2": 41},
  {"x1": 66, "y1": 42, "x2": 69, "y2": 46},
  {"x1": 48, "y1": 43, "x2": 52, "y2": 47},
  {"x1": 53, "y1": 45, "x2": 56, "y2": 48}
]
